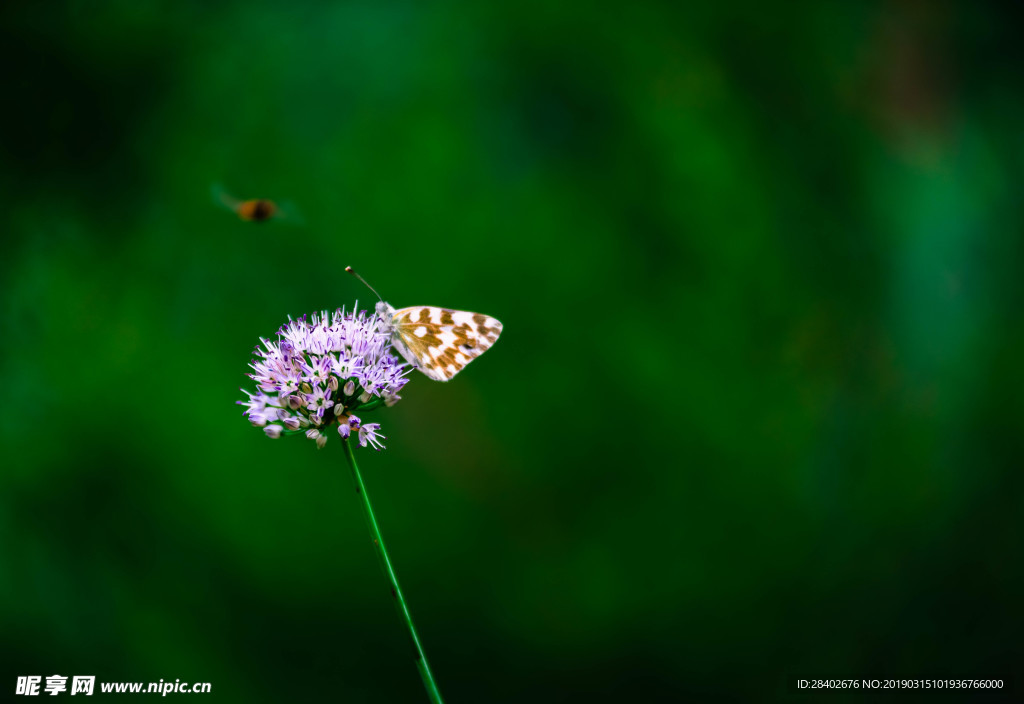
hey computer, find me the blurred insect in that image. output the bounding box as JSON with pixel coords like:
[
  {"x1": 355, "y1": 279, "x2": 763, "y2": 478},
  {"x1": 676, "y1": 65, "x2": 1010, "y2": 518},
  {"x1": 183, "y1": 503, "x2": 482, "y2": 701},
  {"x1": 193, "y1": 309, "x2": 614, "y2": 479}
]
[
  {"x1": 346, "y1": 266, "x2": 502, "y2": 381},
  {"x1": 211, "y1": 184, "x2": 303, "y2": 224}
]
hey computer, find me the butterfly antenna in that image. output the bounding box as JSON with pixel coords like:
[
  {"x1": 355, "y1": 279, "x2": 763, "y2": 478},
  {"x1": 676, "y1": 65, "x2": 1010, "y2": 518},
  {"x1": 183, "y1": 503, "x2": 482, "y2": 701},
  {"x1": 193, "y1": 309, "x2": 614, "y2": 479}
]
[{"x1": 345, "y1": 266, "x2": 383, "y2": 302}]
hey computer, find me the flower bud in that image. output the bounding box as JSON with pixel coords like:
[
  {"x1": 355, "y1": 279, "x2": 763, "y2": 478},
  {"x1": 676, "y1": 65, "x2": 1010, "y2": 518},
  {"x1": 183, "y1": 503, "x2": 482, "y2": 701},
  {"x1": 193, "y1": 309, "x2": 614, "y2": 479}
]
[{"x1": 264, "y1": 425, "x2": 283, "y2": 439}]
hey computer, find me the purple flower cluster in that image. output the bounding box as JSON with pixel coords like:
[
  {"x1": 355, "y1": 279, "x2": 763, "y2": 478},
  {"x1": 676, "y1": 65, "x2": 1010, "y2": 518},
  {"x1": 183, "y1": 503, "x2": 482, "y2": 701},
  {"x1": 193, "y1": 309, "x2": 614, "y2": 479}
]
[{"x1": 238, "y1": 305, "x2": 409, "y2": 450}]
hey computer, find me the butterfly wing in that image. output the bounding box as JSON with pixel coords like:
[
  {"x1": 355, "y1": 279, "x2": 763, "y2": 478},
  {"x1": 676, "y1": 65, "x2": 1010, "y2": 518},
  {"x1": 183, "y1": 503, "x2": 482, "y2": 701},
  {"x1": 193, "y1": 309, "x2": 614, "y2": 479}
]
[{"x1": 391, "y1": 306, "x2": 502, "y2": 381}]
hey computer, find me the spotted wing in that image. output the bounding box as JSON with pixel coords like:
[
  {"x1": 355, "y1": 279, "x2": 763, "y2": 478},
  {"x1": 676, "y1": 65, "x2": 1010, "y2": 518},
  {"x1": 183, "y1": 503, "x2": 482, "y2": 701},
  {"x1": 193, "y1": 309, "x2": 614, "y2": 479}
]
[{"x1": 391, "y1": 306, "x2": 502, "y2": 381}]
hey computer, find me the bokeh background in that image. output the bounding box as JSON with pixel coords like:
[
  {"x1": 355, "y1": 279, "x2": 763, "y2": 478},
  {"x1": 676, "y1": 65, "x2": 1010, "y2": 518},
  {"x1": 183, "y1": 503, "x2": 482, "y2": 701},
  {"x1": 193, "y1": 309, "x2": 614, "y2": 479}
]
[{"x1": 1, "y1": 1, "x2": 1022, "y2": 701}]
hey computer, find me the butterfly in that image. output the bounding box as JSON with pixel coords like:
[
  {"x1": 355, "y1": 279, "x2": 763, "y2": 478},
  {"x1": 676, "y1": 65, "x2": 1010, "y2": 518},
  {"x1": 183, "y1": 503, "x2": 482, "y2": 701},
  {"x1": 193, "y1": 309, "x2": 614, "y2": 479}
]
[{"x1": 347, "y1": 267, "x2": 502, "y2": 381}]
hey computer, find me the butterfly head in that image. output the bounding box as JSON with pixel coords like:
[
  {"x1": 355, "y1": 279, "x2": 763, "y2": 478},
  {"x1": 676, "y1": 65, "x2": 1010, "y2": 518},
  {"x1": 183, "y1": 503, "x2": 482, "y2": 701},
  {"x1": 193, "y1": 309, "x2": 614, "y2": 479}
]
[{"x1": 375, "y1": 300, "x2": 396, "y2": 333}]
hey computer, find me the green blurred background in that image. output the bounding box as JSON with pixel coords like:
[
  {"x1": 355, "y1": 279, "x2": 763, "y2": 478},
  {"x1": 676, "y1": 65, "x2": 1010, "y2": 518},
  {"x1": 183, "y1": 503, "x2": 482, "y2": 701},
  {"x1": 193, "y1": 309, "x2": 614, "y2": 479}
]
[{"x1": 2, "y1": 1, "x2": 1022, "y2": 701}]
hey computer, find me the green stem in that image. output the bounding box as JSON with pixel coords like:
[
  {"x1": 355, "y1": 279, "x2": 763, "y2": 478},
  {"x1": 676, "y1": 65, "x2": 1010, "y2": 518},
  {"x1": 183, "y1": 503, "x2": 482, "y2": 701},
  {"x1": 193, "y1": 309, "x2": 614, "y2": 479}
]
[
  {"x1": 354, "y1": 396, "x2": 387, "y2": 412},
  {"x1": 340, "y1": 438, "x2": 444, "y2": 704}
]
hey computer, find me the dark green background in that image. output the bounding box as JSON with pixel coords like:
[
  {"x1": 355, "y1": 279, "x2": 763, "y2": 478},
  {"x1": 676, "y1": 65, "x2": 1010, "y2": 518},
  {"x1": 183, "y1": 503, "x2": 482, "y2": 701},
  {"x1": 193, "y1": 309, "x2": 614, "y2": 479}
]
[{"x1": 2, "y1": 1, "x2": 1021, "y2": 701}]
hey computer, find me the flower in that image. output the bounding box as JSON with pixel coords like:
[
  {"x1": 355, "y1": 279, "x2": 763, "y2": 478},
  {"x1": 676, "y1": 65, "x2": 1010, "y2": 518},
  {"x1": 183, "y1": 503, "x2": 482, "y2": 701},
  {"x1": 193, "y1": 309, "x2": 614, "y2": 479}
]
[
  {"x1": 335, "y1": 414, "x2": 387, "y2": 451},
  {"x1": 358, "y1": 422, "x2": 385, "y2": 450},
  {"x1": 238, "y1": 305, "x2": 409, "y2": 449}
]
